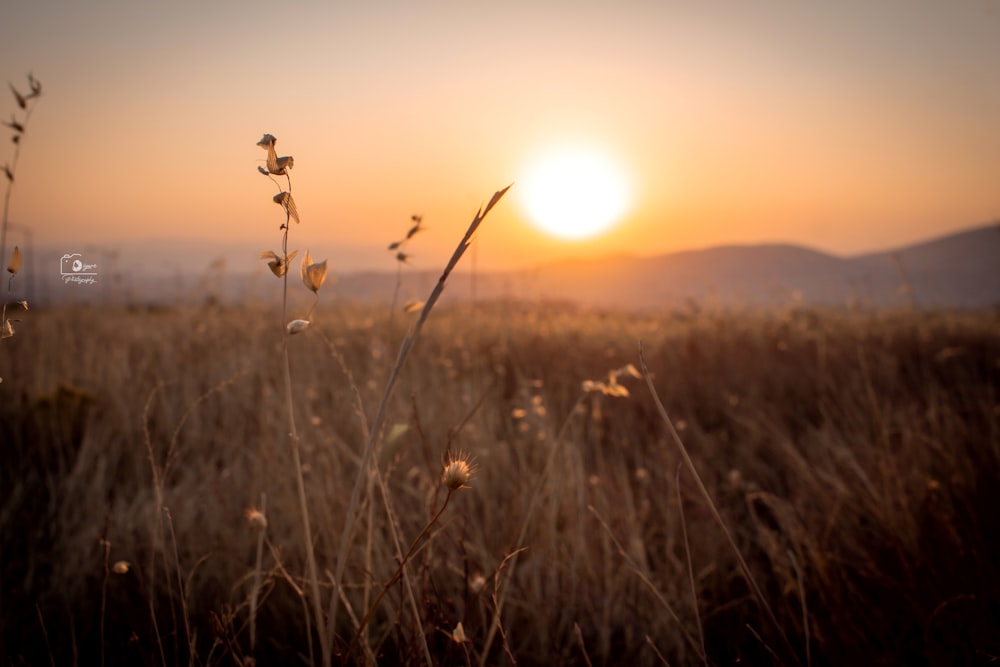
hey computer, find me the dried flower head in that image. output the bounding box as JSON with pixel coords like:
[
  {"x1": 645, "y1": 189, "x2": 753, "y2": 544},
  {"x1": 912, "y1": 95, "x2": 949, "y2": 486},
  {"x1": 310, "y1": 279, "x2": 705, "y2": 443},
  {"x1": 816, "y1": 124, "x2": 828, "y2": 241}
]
[
  {"x1": 452, "y1": 621, "x2": 468, "y2": 644},
  {"x1": 6, "y1": 246, "x2": 22, "y2": 275},
  {"x1": 286, "y1": 319, "x2": 311, "y2": 335},
  {"x1": 260, "y1": 249, "x2": 298, "y2": 277},
  {"x1": 256, "y1": 133, "x2": 294, "y2": 175},
  {"x1": 112, "y1": 560, "x2": 130, "y2": 574},
  {"x1": 582, "y1": 363, "x2": 642, "y2": 397},
  {"x1": 468, "y1": 573, "x2": 486, "y2": 594},
  {"x1": 300, "y1": 250, "x2": 328, "y2": 293},
  {"x1": 441, "y1": 451, "x2": 476, "y2": 490},
  {"x1": 245, "y1": 508, "x2": 268, "y2": 531}
]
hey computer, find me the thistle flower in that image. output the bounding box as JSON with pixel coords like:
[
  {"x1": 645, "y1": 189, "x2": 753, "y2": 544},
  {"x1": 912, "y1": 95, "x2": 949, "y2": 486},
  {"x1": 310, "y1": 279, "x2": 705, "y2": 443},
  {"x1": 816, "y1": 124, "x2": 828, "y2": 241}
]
[
  {"x1": 273, "y1": 191, "x2": 299, "y2": 224},
  {"x1": 441, "y1": 451, "x2": 475, "y2": 490},
  {"x1": 300, "y1": 250, "x2": 328, "y2": 293},
  {"x1": 256, "y1": 133, "x2": 294, "y2": 175},
  {"x1": 286, "y1": 319, "x2": 311, "y2": 334},
  {"x1": 260, "y1": 249, "x2": 298, "y2": 277},
  {"x1": 6, "y1": 246, "x2": 22, "y2": 275}
]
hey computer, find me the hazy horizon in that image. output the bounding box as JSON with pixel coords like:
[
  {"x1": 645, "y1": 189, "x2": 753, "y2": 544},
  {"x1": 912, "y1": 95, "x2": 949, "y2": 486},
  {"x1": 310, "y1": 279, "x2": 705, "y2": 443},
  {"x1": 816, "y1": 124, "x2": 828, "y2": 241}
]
[{"x1": 19, "y1": 217, "x2": 998, "y2": 278}]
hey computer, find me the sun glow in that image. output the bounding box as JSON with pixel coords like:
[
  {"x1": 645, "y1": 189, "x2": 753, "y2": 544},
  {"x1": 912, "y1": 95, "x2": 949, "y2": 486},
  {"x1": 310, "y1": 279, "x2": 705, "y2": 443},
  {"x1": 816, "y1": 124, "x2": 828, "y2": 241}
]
[{"x1": 518, "y1": 146, "x2": 634, "y2": 241}]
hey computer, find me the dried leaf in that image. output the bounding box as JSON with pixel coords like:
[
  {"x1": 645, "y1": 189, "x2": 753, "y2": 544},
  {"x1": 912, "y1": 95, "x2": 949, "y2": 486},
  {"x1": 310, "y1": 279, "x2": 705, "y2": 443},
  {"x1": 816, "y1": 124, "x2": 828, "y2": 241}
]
[
  {"x1": 3, "y1": 116, "x2": 24, "y2": 134},
  {"x1": 9, "y1": 83, "x2": 27, "y2": 110},
  {"x1": 260, "y1": 249, "x2": 297, "y2": 277},
  {"x1": 273, "y1": 191, "x2": 299, "y2": 224}
]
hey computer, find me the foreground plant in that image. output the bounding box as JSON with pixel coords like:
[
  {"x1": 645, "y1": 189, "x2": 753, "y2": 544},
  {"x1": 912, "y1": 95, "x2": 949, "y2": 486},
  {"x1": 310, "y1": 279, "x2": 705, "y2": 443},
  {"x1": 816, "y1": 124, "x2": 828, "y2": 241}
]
[
  {"x1": 256, "y1": 132, "x2": 331, "y2": 665},
  {"x1": 328, "y1": 185, "x2": 510, "y2": 659},
  {"x1": 1, "y1": 72, "x2": 42, "y2": 272},
  {"x1": 1, "y1": 73, "x2": 41, "y2": 381},
  {"x1": 343, "y1": 452, "x2": 477, "y2": 663}
]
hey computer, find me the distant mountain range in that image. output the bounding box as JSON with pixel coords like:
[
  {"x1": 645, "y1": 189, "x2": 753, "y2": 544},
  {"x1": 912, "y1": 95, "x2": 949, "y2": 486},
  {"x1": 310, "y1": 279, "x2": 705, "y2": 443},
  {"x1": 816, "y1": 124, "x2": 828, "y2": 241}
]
[
  {"x1": 332, "y1": 223, "x2": 1000, "y2": 310},
  {"x1": 24, "y1": 222, "x2": 1000, "y2": 310}
]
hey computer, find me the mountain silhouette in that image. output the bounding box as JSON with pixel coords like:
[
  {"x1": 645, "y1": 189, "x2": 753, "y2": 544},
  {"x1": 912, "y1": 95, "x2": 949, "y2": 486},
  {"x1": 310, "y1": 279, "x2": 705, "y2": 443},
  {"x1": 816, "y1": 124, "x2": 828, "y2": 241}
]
[{"x1": 27, "y1": 222, "x2": 1000, "y2": 309}]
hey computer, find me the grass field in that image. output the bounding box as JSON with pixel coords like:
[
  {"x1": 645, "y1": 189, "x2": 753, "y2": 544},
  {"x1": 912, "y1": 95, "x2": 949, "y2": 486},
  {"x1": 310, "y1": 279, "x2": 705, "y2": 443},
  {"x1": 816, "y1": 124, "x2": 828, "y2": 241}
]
[{"x1": 1, "y1": 300, "x2": 998, "y2": 665}]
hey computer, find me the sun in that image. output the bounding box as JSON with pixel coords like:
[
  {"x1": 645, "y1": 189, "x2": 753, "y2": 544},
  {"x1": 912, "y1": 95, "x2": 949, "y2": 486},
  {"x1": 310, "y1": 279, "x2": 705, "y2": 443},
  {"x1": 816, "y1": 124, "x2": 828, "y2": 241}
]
[{"x1": 517, "y1": 145, "x2": 633, "y2": 241}]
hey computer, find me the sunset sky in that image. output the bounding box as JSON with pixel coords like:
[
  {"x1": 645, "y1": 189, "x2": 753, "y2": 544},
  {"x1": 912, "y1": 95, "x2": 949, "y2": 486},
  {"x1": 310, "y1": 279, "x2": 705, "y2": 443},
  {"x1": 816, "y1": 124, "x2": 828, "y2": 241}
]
[{"x1": 1, "y1": 1, "x2": 998, "y2": 275}]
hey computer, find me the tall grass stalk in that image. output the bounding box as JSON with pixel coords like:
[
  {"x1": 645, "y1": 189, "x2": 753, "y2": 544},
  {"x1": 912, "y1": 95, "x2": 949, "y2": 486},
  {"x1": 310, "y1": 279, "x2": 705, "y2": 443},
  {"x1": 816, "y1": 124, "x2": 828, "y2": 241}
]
[
  {"x1": 676, "y1": 465, "x2": 707, "y2": 665},
  {"x1": 345, "y1": 486, "x2": 460, "y2": 662},
  {"x1": 638, "y1": 342, "x2": 798, "y2": 664},
  {"x1": 249, "y1": 493, "x2": 267, "y2": 653},
  {"x1": 326, "y1": 185, "x2": 510, "y2": 656}
]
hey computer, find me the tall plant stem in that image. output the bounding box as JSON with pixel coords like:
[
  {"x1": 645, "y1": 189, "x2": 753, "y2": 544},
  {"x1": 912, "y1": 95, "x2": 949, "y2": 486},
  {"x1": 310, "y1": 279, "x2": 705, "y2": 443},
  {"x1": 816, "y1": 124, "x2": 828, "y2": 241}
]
[{"x1": 277, "y1": 177, "x2": 330, "y2": 667}]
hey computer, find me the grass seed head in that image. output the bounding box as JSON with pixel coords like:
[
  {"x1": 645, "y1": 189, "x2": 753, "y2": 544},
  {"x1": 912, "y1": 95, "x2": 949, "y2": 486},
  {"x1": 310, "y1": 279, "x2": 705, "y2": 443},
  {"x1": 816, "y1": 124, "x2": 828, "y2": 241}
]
[{"x1": 442, "y1": 452, "x2": 476, "y2": 490}]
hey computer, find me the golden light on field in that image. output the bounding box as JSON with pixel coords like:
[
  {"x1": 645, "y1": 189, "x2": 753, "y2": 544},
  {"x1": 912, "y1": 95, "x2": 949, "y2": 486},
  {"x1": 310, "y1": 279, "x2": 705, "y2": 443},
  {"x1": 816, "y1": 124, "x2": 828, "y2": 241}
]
[{"x1": 516, "y1": 145, "x2": 634, "y2": 241}]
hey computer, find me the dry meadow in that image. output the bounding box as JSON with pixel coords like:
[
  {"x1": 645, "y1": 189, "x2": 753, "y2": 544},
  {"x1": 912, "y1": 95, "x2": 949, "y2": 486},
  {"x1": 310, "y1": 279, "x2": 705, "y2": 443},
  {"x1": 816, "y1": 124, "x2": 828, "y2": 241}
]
[{"x1": 2, "y1": 300, "x2": 998, "y2": 666}]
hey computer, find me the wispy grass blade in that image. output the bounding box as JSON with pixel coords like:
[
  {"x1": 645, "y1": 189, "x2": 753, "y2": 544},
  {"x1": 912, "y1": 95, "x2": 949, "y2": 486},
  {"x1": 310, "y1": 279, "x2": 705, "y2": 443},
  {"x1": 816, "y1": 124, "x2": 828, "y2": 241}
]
[{"x1": 327, "y1": 185, "x2": 511, "y2": 654}]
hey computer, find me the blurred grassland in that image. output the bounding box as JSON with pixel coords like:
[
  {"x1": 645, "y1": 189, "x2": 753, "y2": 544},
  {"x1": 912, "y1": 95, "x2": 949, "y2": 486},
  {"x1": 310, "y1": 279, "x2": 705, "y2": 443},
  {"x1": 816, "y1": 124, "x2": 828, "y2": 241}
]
[{"x1": 1, "y1": 302, "x2": 999, "y2": 665}]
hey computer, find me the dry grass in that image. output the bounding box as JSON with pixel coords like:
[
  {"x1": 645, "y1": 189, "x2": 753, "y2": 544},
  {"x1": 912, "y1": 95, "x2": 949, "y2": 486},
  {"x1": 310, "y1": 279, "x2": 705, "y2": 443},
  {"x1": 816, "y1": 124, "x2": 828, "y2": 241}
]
[{"x1": 1, "y1": 301, "x2": 998, "y2": 665}]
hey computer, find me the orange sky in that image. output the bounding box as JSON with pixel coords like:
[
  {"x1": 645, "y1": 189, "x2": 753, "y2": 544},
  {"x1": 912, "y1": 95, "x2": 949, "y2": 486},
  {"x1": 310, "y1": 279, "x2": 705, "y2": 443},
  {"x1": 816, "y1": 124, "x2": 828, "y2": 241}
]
[{"x1": 2, "y1": 1, "x2": 998, "y2": 273}]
